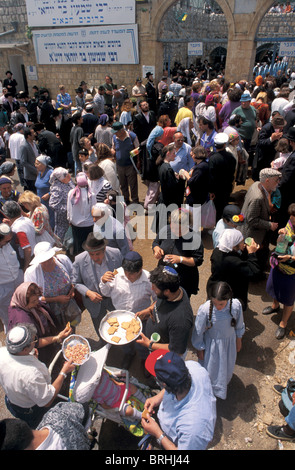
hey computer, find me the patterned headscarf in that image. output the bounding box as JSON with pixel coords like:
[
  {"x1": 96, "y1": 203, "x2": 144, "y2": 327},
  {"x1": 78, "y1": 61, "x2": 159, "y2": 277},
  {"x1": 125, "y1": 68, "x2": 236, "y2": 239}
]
[
  {"x1": 9, "y1": 282, "x2": 55, "y2": 335},
  {"x1": 146, "y1": 125, "x2": 164, "y2": 158},
  {"x1": 69, "y1": 172, "x2": 92, "y2": 205}
]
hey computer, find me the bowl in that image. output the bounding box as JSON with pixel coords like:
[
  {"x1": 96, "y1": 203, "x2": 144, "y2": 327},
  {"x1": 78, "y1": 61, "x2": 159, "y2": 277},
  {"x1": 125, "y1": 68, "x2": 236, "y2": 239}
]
[{"x1": 62, "y1": 334, "x2": 91, "y2": 366}]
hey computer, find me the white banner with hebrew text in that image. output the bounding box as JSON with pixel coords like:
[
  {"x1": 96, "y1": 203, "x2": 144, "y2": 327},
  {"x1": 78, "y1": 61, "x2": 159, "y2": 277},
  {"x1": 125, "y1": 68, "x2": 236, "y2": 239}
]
[
  {"x1": 26, "y1": 0, "x2": 135, "y2": 27},
  {"x1": 32, "y1": 25, "x2": 139, "y2": 64}
]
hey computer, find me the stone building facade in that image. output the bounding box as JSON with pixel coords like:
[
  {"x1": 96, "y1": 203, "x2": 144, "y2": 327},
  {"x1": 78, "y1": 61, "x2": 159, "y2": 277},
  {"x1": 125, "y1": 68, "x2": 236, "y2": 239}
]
[{"x1": 0, "y1": 0, "x2": 292, "y2": 100}]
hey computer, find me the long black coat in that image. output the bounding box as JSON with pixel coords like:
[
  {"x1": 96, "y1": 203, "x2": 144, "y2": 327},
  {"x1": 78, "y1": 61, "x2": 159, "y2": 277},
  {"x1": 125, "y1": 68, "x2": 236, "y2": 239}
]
[
  {"x1": 252, "y1": 122, "x2": 277, "y2": 181},
  {"x1": 207, "y1": 248, "x2": 261, "y2": 310},
  {"x1": 186, "y1": 160, "x2": 209, "y2": 206}
]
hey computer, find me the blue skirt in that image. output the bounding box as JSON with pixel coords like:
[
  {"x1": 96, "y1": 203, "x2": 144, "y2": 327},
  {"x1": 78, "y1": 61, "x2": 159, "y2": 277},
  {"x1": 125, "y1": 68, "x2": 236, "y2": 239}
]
[{"x1": 266, "y1": 267, "x2": 295, "y2": 306}]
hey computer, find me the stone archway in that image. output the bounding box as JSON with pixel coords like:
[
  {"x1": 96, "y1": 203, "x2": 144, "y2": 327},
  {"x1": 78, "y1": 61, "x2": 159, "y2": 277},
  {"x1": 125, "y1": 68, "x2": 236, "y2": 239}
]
[{"x1": 143, "y1": 0, "x2": 279, "y2": 81}]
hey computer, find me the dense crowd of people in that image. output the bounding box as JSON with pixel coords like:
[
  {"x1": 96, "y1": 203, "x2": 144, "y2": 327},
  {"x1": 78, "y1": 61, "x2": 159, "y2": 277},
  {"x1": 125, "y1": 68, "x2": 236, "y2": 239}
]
[{"x1": 0, "y1": 60, "x2": 295, "y2": 450}]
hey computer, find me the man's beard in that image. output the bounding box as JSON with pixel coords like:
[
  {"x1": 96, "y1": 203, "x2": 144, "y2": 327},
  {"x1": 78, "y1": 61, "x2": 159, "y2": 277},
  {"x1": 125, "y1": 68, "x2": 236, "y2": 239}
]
[{"x1": 157, "y1": 291, "x2": 168, "y2": 300}]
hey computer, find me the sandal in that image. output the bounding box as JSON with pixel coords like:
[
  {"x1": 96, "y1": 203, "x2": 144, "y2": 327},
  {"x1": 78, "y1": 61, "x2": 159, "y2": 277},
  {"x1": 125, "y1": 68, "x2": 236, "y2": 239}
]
[
  {"x1": 272, "y1": 384, "x2": 285, "y2": 395},
  {"x1": 266, "y1": 425, "x2": 295, "y2": 442}
]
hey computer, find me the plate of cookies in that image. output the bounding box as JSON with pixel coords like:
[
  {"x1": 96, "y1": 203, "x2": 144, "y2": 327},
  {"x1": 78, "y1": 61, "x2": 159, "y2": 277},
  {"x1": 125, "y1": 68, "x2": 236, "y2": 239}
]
[{"x1": 99, "y1": 310, "x2": 142, "y2": 345}]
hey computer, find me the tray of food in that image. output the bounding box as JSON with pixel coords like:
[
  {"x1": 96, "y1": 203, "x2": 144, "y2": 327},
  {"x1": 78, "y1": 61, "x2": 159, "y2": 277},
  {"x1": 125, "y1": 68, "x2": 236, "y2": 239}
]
[
  {"x1": 99, "y1": 310, "x2": 142, "y2": 345},
  {"x1": 62, "y1": 334, "x2": 91, "y2": 365}
]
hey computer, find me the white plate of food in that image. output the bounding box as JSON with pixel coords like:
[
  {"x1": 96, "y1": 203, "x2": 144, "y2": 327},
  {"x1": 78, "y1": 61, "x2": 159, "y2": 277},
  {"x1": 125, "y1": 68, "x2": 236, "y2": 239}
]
[
  {"x1": 99, "y1": 310, "x2": 142, "y2": 345},
  {"x1": 62, "y1": 334, "x2": 91, "y2": 365}
]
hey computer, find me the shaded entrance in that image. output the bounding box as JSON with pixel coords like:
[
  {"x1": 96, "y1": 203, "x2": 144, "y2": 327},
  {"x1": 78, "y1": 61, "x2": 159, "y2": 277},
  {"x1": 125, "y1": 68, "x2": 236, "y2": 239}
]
[{"x1": 158, "y1": 0, "x2": 228, "y2": 72}]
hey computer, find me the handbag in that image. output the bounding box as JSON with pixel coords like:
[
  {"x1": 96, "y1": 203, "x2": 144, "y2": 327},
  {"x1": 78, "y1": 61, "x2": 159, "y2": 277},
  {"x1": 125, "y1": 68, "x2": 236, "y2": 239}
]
[
  {"x1": 201, "y1": 199, "x2": 216, "y2": 229},
  {"x1": 64, "y1": 298, "x2": 81, "y2": 327}
]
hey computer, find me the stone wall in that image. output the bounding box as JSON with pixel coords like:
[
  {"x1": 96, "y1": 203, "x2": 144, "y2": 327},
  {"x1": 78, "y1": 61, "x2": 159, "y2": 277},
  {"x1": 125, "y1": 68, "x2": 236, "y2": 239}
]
[{"x1": 0, "y1": 0, "x2": 294, "y2": 99}]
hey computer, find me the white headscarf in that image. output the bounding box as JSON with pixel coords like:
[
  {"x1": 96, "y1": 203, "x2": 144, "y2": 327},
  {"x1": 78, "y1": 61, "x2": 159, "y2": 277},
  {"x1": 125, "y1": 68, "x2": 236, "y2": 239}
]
[
  {"x1": 177, "y1": 117, "x2": 193, "y2": 146},
  {"x1": 218, "y1": 228, "x2": 243, "y2": 253}
]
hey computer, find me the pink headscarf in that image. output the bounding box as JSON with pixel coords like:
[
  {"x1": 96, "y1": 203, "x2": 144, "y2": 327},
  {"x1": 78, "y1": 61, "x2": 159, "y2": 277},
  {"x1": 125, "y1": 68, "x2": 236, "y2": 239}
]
[
  {"x1": 70, "y1": 172, "x2": 92, "y2": 205},
  {"x1": 10, "y1": 282, "x2": 55, "y2": 335}
]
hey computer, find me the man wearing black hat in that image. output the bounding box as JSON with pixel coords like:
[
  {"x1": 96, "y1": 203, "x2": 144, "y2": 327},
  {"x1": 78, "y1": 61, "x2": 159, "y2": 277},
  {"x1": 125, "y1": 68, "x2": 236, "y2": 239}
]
[
  {"x1": 133, "y1": 100, "x2": 157, "y2": 144},
  {"x1": 72, "y1": 233, "x2": 123, "y2": 335},
  {"x1": 145, "y1": 72, "x2": 157, "y2": 113},
  {"x1": 252, "y1": 114, "x2": 285, "y2": 181},
  {"x1": 277, "y1": 126, "x2": 295, "y2": 228},
  {"x1": 3, "y1": 71, "x2": 17, "y2": 97},
  {"x1": 141, "y1": 349, "x2": 216, "y2": 450},
  {"x1": 38, "y1": 94, "x2": 56, "y2": 133}
]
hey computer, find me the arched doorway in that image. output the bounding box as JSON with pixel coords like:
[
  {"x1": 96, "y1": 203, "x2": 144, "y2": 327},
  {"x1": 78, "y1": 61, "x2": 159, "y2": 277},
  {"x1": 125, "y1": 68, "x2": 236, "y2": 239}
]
[
  {"x1": 253, "y1": 3, "x2": 295, "y2": 77},
  {"x1": 158, "y1": 0, "x2": 228, "y2": 75}
]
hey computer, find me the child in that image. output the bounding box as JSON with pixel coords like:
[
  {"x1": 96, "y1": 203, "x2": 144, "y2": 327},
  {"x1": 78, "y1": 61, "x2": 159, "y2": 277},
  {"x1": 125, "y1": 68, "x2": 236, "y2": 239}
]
[
  {"x1": 78, "y1": 149, "x2": 93, "y2": 173},
  {"x1": 191, "y1": 281, "x2": 245, "y2": 399},
  {"x1": 70, "y1": 361, "x2": 150, "y2": 436},
  {"x1": 271, "y1": 138, "x2": 291, "y2": 170}
]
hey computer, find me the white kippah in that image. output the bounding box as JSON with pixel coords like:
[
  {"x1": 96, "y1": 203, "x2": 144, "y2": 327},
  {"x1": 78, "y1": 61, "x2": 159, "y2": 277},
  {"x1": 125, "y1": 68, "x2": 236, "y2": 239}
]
[{"x1": 8, "y1": 326, "x2": 27, "y2": 344}]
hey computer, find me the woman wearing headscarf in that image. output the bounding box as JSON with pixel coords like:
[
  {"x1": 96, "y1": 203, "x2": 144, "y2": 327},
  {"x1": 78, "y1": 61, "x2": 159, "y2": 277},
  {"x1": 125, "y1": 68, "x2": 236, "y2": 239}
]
[
  {"x1": 94, "y1": 113, "x2": 113, "y2": 148},
  {"x1": 206, "y1": 228, "x2": 261, "y2": 310},
  {"x1": 34, "y1": 155, "x2": 54, "y2": 228},
  {"x1": 49, "y1": 167, "x2": 75, "y2": 242},
  {"x1": 177, "y1": 116, "x2": 195, "y2": 146},
  {"x1": 67, "y1": 172, "x2": 96, "y2": 255},
  {"x1": 8, "y1": 281, "x2": 72, "y2": 365},
  {"x1": 24, "y1": 241, "x2": 80, "y2": 329},
  {"x1": 143, "y1": 125, "x2": 164, "y2": 212}
]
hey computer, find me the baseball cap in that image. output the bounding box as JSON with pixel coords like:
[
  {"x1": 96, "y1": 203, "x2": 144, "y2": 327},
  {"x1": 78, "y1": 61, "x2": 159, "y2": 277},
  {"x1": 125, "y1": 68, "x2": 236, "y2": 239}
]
[
  {"x1": 145, "y1": 350, "x2": 189, "y2": 388},
  {"x1": 111, "y1": 122, "x2": 124, "y2": 133},
  {"x1": 222, "y1": 204, "x2": 244, "y2": 225}
]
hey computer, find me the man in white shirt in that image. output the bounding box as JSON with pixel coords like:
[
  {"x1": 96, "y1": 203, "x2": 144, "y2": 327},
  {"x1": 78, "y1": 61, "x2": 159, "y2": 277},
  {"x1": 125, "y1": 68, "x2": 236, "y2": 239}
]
[
  {"x1": 0, "y1": 223, "x2": 24, "y2": 332},
  {"x1": 99, "y1": 250, "x2": 156, "y2": 368},
  {"x1": 99, "y1": 250, "x2": 155, "y2": 313},
  {"x1": 93, "y1": 86, "x2": 106, "y2": 116},
  {"x1": 8, "y1": 123, "x2": 25, "y2": 186},
  {"x1": 0, "y1": 324, "x2": 75, "y2": 428}
]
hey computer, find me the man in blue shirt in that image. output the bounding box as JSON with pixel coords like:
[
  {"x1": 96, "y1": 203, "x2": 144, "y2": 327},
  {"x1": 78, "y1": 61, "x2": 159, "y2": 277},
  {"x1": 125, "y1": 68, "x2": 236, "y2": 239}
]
[
  {"x1": 112, "y1": 121, "x2": 139, "y2": 204},
  {"x1": 142, "y1": 350, "x2": 216, "y2": 450},
  {"x1": 56, "y1": 85, "x2": 72, "y2": 116},
  {"x1": 170, "y1": 131, "x2": 194, "y2": 173}
]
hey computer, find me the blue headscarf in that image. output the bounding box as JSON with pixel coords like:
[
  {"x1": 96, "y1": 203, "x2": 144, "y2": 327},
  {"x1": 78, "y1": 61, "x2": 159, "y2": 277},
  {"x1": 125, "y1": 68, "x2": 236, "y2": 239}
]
[{"x1": 146, "y1": 125, "x2": 164, "y2": 158}]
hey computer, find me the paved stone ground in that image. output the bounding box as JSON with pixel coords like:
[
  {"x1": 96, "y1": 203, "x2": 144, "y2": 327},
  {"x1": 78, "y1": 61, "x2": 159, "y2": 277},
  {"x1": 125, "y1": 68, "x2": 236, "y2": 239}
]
[{"x1": 1, "y1": 170, "x2": 295, "y2": 451}]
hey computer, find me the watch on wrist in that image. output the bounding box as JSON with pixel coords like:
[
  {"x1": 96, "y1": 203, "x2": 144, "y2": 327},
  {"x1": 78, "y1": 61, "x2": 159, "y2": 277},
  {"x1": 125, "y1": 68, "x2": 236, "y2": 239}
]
[
  {"x1": 148, "y1": 340, "x2": 155, "y2": 352},
  {"x1": 156, "y1": 433, "x2": 166, "y2": 445}
]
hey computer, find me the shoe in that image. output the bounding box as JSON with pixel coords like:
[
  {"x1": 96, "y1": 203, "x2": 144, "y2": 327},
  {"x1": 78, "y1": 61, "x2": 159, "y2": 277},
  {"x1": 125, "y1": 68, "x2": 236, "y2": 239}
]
[
  {"x1": 266, "y1": 425, "x2": 295, "y2": 442},
  {"x1": 272, "y1": 384, "x2": 285, "y2": 395},
  {"x1": 262, "y1": 305, "x2": 280, "y2": 315},
  {"x1": 275, "y1": 326, "x2": 286, "y2": 340}
]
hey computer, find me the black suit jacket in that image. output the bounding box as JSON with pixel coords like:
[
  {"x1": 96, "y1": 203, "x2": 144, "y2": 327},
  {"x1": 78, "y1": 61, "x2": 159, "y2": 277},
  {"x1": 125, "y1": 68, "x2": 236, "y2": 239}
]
[{"x1": 133, "y1": 111, "x2": 157, "y2": 143}]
